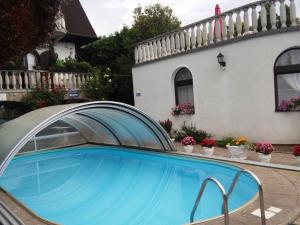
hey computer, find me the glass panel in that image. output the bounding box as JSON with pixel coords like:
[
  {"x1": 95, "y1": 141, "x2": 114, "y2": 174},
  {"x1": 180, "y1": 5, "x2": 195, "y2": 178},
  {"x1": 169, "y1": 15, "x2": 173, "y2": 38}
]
[
  {"x1": 276, "y1": 49, "x2": 300, "y2": 66},
  {"x1": 177, "y1": 85, "x2": 194, "y2": 105},
  {"x1": 82, "y1": 109, "x2": 162, "y2": 149},
  {"x1": 36, "y1": 120, "x2": 77, "y2": 137},
  {"x1": 277, "y1": 73, "x2": 300, "y2": 103},
  {"x1": 175, "y1": 68, "x2": 193, "y2": 81},
  {"x1": 64, "y1": 114, "x2": 119, "y2": 145}
]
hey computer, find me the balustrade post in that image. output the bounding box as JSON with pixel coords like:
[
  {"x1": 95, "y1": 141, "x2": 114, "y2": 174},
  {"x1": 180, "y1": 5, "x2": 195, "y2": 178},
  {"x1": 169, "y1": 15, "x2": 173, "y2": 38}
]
[
  {"x1": 161, "y1": 38, "x2": 167, "y2": 56},
  {"x1": 153, "y1": 41, "x2": 157, "y2": 59},
  {"x1": 12, "y1": 72, "x2": 16, "y2": 90},
  {"x1": 229, "y1": 13, "x2": 234, "y2": 38},
  {"x1": 138, "y1": 46, "x2": 143, "y2": 63},
  {"x1": 18, "y1": 72, "x2": 23, "y2": 89},
  {"x1": 252, "y1": 6, "x2": 258, "y2": 33},
  {"x1": 166, "y1": 36, "x2": 171, "y2": 55},
  {"x1": 170, "y1": 34, "x2": 175, "y2": 53},
  {"x1": 134, "y1": 47, "x2": 138, "y2": 63},
  {"x1": 5, "y1": 72, "x2": 10, "y2": 90},
  {"x1": 145, "y1": 44, "x2": 150, "y2": 61},
  {"x1": 208, "y1": 20, "x2": 214, "y2": 44},
  {"x1": 222, "y1": 16, "x2": 227, "y2": 40},
  {"x1": 215, "y1": 18, "x2": 221, "y2": 42},
  {"x1": 77, "y1": 74, "x2": 82, "y2": 88},
  {"x1": 261, "y1": 3, "x2": 267, "y2": 31},
  {"x1": 157, "y1": 39, "x2": 162, "y2": 57},
  {"x1": 185, "y1": 29, "x2": 191, "y2": 50},
  {"x1": 180, "y1": 31, "x2": 185, "y2": 51},
  {"x1": 0, "y1": 72, "x2": 3, "y2": 90},
  {"x1": 24, "y1": 72, "x2": 29, "y2": 89},
  {"x1": 280, "y1": 0, "x2": 287, "y2": 28},
  {"x1": 175, "y1": 32, "x2": 180, "y2": 52},
  {"x1": 196, "y1": 25, "x2": 202, "y2": 47},
  {"x1": 36, "y1": 71, "x2": 41, "y2": 88},
  {"x1": 191, "y1": 27, "x2": 196, "y2": 49},
  {"x1": 244, "y1": 8, "x2": 250, "y2": 34},
  {"x1": 149, "y1": 42, "x2": 153, "y2": 59},
  {"x1": 142, "y1": 45, "x2": 146, "y2": 62},
  {"x1": 290, "y1": 0, "x2": 297, "y2": 26},
  {"x1": 202, "y1": 22, "x2": 208, "y2": 45},
  {"x1": 270, "y1": 1, "x2": 277, "y2": 29},
  {"x1": 236, "y1": 11, "x2": 242, "y2": 36}
]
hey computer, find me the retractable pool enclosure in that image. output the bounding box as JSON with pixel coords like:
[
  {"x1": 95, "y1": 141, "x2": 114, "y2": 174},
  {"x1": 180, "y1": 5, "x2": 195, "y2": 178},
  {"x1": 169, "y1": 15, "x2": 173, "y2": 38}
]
[{"x1": 0, "y1": 101, "x2": 175, "y2": 175}]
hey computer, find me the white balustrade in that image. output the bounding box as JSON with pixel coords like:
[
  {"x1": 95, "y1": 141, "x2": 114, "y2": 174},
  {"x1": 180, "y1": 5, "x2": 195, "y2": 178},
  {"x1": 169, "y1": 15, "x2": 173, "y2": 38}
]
[
  {"x1": 196, "y1": 25, "x2": 202, "y2": 47},
  {"x1": 202, "y1": 22, "x2": 208, "y2": 45},
  {"x1": 280, "y1": 0, "x2": 287, "y2": 28},
  {"x1": 252, "y1": 6, "x2": 258, "y2": 33},
  {"x1": 228, "y1": 13, "x2": 234, "y2": 39},
  {"x1": 243, "y1": 8, "x2": 250, "y2": 34},
  {"x1": 0, "y1": 73, "x2": 3, "y2": 90},
  {"x1": 134, "y1": 0, "x2": 299, "y2": 64},
  {"x1": 221, "y1": 16, "x2": 227, "y2": 40},
  {"x1": 270, "y1": 1, "x2": 276, "y2": 29}
]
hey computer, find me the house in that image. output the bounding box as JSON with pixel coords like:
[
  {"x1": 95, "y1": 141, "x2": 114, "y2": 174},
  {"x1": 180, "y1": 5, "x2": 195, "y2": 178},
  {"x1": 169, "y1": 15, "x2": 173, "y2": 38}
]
[
  {"x1": 132, "y1": 0, "x2": 300, "y2": 144},
  {"x1": 26, "y1": 0, "x2": 97, "y2": 70},
  {"x1": 0, "y1": 0, "x2": 97, "y2": 102}
]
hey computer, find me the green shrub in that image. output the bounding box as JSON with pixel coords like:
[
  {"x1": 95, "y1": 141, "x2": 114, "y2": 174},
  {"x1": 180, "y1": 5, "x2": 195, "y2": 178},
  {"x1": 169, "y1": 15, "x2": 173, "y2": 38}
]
[
  {"x1": 174, "y1": 123, "x2": 211, "y2": 143},
  {"x1": 216, "y1": 137, "x2": 234, "y2": 148}
]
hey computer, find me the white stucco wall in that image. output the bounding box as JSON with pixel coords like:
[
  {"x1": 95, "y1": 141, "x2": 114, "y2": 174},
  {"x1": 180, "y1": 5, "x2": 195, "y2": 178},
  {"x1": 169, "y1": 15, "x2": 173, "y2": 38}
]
[
  {"x1": 132, "y1": 31, "x2": 300, "y2": 144},
  {"x1": 53, "y1": 42, "x2": 76, "y2": 60}
]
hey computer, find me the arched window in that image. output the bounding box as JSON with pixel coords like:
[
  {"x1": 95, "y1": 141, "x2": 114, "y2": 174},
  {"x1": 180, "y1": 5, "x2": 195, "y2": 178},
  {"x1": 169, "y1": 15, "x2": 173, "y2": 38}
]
[
  {"x1": 274, "y1": 48, "x2": 300, "y2": 111},
  {"x1": 174, "y1": 68, "x2": 194, "y2": 105}
]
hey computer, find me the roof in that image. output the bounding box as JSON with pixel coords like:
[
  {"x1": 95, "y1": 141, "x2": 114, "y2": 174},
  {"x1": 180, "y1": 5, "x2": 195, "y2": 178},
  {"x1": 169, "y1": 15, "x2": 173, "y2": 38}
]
[
  {"x1": 0, "y1": 101, "x2": 175, "y2": 175},
  {"x1": 61, "y1": 0, "x2": 97, "y2": 45}
]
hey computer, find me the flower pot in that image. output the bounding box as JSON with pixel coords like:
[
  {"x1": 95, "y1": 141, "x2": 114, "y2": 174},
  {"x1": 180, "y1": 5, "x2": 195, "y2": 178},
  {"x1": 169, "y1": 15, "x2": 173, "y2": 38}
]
[
  {"x1": 183, "y1": 145, "x2": 194, "y2": 153},
  {"x1": 202, "y1": 147, "x2": 214, "y2": 156},
  {"x1": 227, "y1": 145, "x2": 247, "y2": 159},
  {"x1": 257, "y1": 153, "x2": 271, "y2": 163},
  {"x1": 295, "y1": 156, "x2": 300, "y2": 165}
]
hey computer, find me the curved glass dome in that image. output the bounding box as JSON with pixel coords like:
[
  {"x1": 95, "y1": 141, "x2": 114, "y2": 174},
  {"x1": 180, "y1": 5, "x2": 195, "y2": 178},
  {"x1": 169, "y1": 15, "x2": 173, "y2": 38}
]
[{"x1": 0, "y1": 101, "x2": 175, "y2": 175}]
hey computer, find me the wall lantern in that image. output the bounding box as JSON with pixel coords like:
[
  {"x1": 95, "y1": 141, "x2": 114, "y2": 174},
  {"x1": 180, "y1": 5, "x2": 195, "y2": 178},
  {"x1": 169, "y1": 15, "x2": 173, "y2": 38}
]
[{"x1": 217, "y1": 52, "x2": 226, "y2": 67}]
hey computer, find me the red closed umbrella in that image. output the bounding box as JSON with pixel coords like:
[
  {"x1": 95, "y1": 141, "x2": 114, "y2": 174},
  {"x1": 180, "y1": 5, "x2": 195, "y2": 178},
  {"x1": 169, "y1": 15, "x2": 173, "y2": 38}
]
[{"x1": 214, "y1": 4, "x2": 223, "y2": 37}]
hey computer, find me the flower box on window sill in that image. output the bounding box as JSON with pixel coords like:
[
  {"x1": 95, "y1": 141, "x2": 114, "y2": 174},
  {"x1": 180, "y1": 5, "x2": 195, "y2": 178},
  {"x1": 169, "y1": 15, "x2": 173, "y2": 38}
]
[
  {"x1": 276, "y1": 98, "x2": 300, "y2": 112},
  {"x1": 172, "y1": 112, "x2": 195, "y2": 116},
  {"x1": 171, "y1": 103, "x2": 195, "y2": 116}
]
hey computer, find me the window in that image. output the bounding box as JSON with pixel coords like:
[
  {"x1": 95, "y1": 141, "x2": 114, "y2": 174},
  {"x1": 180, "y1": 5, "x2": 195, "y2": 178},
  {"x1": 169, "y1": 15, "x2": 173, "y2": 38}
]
[
  {"x1": 174, "y1": 68, "x2": 194, "y2": 105},
  {"x1": 274, "y1": 48, "x2": 300, "y2": 111}
]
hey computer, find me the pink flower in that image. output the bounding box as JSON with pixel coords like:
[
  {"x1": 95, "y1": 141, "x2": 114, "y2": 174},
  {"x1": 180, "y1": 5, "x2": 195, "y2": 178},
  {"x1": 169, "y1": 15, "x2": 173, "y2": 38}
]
[
  {"x1": 255, "y1": 142, "x2": 274, "y2": 155},
  {"x1": 181, "y1": 136, "x2": 196, "y2": 146}
]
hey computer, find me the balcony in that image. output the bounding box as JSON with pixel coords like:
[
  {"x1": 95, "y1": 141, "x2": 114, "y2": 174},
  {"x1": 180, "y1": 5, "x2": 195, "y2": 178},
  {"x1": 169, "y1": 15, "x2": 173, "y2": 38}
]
[
  {"x1": 134, "y1": 0, "x2": 299, "y2": 65},
  {"x1": 0, "y1": 70, "x2": 88, "y2": 101}
]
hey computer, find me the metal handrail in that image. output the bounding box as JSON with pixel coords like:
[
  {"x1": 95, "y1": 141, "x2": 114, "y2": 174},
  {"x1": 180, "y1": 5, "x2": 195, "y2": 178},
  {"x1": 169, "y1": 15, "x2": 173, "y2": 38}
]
[
  {"x1": 190, "y1": 177, "x2": 229, "y2": 225},
  {"x1": 225, "y1": 170, "x2": 266, "y2": 225}
]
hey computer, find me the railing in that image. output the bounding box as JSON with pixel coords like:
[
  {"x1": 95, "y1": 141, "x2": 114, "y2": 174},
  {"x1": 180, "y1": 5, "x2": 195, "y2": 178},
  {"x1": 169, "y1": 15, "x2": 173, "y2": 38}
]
[
  {"x1": 135, "y1": 0, "x2": 299, "y2": 64},
  {"x1": 0, "y1": 70, "x2": 89, "y2": 91},
  {"x1": 190, "y1": 177, "x2": 229, "y2": 225}
]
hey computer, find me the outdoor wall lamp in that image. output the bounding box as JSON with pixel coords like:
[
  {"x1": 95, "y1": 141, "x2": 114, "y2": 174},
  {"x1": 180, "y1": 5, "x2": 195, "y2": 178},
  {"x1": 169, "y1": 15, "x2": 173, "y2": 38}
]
[{"x1": 217, "y1": 52, "x2": 226, "y2": 67}]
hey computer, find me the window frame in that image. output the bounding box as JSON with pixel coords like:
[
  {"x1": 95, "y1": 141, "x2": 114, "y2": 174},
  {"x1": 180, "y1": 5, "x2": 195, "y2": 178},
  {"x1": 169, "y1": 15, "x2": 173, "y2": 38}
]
[
  {"x1": 174, "y1": 68, "x2": 194, "y2": 106},
  {"x1": 274, "y1": 47, "x2": 300, "y2": 112}
]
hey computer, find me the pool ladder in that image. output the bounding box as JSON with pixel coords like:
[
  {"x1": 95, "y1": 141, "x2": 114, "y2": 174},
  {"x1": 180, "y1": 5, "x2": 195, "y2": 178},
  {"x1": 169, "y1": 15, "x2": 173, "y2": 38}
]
[{"x1": 190, "y1": 170, "x2": 266, "y2": 225}]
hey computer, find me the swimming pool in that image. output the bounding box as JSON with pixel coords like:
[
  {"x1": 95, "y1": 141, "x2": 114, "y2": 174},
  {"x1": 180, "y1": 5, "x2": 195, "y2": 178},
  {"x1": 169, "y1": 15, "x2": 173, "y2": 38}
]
[{"x1": 0, "y1": 146, "x2": 258, "y2": 225}]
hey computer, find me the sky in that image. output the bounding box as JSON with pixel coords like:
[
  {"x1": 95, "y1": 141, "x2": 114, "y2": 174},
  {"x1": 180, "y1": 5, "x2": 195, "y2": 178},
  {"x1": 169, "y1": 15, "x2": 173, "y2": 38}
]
[{"x1": 79, "y1": 0, "x2": 300, "y2": 36}]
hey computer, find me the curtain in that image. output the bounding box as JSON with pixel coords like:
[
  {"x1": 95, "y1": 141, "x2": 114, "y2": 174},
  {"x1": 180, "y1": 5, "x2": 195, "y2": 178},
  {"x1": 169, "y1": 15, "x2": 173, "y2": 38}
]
[
  {"x1": 177, "y1": 85, "x2": 194, "y2": 104},
  {"x1": 283, "y1": 73, "x2": 300, "y2": 92}
]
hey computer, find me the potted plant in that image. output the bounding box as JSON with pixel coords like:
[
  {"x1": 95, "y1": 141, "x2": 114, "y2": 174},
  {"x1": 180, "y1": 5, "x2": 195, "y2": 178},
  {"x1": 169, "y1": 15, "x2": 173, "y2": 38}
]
[
  {"x1": 181, "y1": 136, "x2": 196, "y2": 153},
  {"x1": 292, "y1": 145, "x2": 300, "y2": 165},
  {"x1": 201, "y1": 138, "x2": 216, "y2": 156},
  {"x1": 255, "y1": 142, "x2": 274, "y2": 163},
  {"x1": 226, "y1": 136, "x2": 248, "y2": 159}
]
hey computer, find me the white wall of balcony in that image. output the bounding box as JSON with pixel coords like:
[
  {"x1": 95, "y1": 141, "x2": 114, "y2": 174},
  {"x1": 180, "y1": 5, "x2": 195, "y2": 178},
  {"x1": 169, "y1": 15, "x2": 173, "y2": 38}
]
[
  {"x1": 53, "y1": 42, "x2": 76, "y2": 60},
  {"x1": 132, "y1": 31, "x2": 300, "y2": 144}
]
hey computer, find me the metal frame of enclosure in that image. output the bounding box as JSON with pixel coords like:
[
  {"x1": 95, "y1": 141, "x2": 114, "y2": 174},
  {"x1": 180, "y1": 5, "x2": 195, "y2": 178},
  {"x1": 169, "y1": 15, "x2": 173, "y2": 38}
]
[{"x1": 0, "y1": 101, "x2": 176, "y2": 175}]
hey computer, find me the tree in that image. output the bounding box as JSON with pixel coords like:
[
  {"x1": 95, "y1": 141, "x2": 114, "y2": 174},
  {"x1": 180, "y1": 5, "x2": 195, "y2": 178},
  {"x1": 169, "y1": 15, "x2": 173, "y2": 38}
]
[
  {"x1": 0, "y1": 0, "x2": 62, "y2": 67},
  {"x1": 132, "y1": 4, "x2": 181, "y2": 41},
  {"x1": 79, "y1": 4, "x2": 181, "y2": 105}
]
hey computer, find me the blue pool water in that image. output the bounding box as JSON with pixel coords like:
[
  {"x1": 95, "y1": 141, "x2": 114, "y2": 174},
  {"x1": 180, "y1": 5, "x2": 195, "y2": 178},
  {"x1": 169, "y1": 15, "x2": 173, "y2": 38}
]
[{"x1": 0, "y1": 147, "x2": 257, "y2": 225}]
